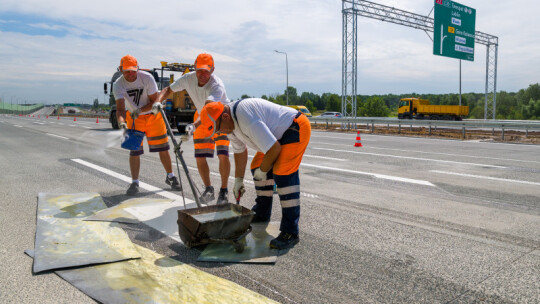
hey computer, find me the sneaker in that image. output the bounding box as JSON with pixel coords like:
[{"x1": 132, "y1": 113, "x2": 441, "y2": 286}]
[
  {"x1": 251, "y1": 215, "x2": 270, "y2": 223},
  {"x1": 269, "y1": 232, "x2": 299, "y2": 250},
  {"x1": 216, "y1": 188, "x2": 228, "y2": 204},
  {"x1": 165, "y1": 175, "x2": 182, "y2": 191},
  {"x1": 126, "y1": 182, "x2": 139, "y2": 196},
  {"x1": 199, "y1": 186, "x2": 215, "y2": 203}
]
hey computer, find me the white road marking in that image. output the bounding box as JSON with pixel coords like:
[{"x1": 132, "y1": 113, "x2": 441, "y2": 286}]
[
  {"x1": 312, "y1": 147, "x2": 506, "y2": 169},
  {"x1": 302, "y1": 154, "x2": 346, "y2": 161},
  {"x1": 58, "y1": 123, "x2": 64, "y2": 125},
  {"x1": 13, "y1": 125, "x2": 23, "y2": 127},
  {"x1": 46, "y1": 133, "x2": 69, "y2": 140},
  {"x1": 430, "y1": 170, "x2": 540, "y2": 186},
  {"x1": 353, "y1": 145, "x2": 540, "y2": 165},
  {"x1": 70, "y1": 124, "x2": 77, "y2": 127},
  {"x1": 300, "y1": 163, "x2": 435, "y2": 186},
  {"x1": 72, "y1": 158, "x2": 188, "y2": 201},
  {"x1": 83, "y1": 126, "x2": 91, "y2": 129}
]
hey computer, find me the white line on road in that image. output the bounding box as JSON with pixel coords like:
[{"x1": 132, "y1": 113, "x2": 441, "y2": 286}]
[
  {"x1": 13, "y1": 125, "x2": 23, "y2": 127},
  {"x1": 312, "y1": 147, "x2": 506, "y2": 169},
  {"x1": 300, "y1": 163, "x2": 435, "y2": 186},
  {"x1": 72, "y1": 158, "x2": 187, "y2": 201},
  {"x1": 302, "y1": 154, "x2": 346, "y2": 161},
  {"x1": 46, "y1": 133, "x2": 69, "y2": 140},
  {"x1": 430, "y1": 170, "x2": 540, "y2": 186},
  {"x1": 83, "y1": 126, "x2": 91, "y2": 129},
  {"x1": 352, "y1": 145, "x2": 540, "y2": 165}
]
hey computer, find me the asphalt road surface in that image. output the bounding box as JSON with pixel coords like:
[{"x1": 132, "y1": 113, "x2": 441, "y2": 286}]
[{"x1": 1, "y1": 114, "x2": 539, "y2": 303}]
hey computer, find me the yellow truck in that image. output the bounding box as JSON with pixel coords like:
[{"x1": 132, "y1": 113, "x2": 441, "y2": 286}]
[
  {"x1": 287, "y1": 105, "x2": 312, "y2": 117},
  {"x1": 397, "y1": 98, "x2": 468, "y2": 121}
]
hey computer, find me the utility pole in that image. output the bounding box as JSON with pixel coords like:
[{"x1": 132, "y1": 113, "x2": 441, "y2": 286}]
[{"x1": 274, "y1": 50, "x2": 289, "y2": 105}]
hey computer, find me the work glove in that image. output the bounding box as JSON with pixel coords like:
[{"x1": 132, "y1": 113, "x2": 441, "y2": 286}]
[
  {"x1": 233, "y1": 177, "x2": 245, "y2": 201},
  {"x1": 130, "y1": 108, "x2": 141, "y2": 120},
  {"x1": 151, "y1": 102, "x2": 163, "y2": 115},
  {"x1": 119, "y1": 122, "x2": 127, "y2": 130},
  {"x1": 253, "y1": 168, "x2": 268, "y2": 181},
  {"x1": 180, "y1": 123, "x2": 195, "y2": 142}
]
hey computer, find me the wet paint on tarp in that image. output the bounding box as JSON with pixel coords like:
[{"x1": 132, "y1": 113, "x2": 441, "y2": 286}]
[
  {"x1": 26, "y1": 245, "x2": 278, "y2": 304},
  {"x1": 33, "y1": 193, "x2": 140, "y2": 273},
  {"x1": 84, "y1": 197, "x2": 173, "y2": 224},
  {"x1": 198, "y1": 222, "x2": 280, "y2": 263}
]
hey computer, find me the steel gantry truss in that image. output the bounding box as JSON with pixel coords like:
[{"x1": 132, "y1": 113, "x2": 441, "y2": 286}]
[{"x1": 342, "y1": 0, "x2": 499, "y2": 120}]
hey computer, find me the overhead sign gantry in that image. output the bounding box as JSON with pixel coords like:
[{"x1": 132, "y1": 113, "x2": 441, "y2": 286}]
[{"x1": 342, "y1": 0, "x2": 498, "y2": 120}]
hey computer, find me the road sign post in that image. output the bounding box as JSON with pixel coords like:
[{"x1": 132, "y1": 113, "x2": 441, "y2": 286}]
[{"x1": 433, "y1": 0, "x2": 476, "y2": 61}]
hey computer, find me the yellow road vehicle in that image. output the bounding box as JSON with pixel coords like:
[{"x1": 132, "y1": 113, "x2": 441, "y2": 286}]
[
  {"x1": 287, "y1": 105, "x2": 312, "y2": 117},
  {"x1": 398, "y1": 98, "x2": 468, "y2": 121}
]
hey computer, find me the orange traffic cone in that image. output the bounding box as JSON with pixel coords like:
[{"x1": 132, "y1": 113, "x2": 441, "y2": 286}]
[
  {"x1": 74, "y1": 116, "x2": 77, "y2": 122},
  {"x1": 38, "y1": 115, "x2": 40, "y2": 118},
  {"x1": 57, "y1": 116, "x2": 60, "y2": 120},
  {"x1": 46, "y1": 115, "x2": 48, "y2": 119},
  {"x1": 354, "y1": 130, "x2": 363, "y2": 147},
  {"x1": 96, "y1": 117, "x2": 99, "y2": 123}
]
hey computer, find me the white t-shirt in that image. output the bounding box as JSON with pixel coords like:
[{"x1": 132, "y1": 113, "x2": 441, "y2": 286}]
[
  {"x1": 169, "y1": 72, "x2": 229, "y2": 112},
  {"x1": 113, "y1": 71, "x2": 158, "y2": 114},
  {"x1": 228, "y1": 98, "x2": 298, "y2": 154}
]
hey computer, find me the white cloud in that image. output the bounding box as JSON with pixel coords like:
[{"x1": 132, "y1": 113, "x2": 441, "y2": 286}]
[{"x1": 0, "y1": 0, "x2": 539, "y2": 104}]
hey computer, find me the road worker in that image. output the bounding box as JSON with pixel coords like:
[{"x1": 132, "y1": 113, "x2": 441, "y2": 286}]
[
  {"x1": 154, "y1": 53, "x2": 231, "y2": 204},
  {"x1": 113, "y1": 54, "x2": 181, "y2": 195},
  {"x1": 196, "y1": 98, "x2": 311, "y2": 249}
]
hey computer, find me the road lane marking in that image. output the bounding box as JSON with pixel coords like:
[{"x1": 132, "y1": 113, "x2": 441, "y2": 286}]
[
  {"x1": 312, "y1": 147, "x2": 506, "y2": 169},
  {"x1": 46, "y1": 133, "x2": 69, "y2": 140},
  {"x1": 72, "y1": 159, "x2": 187, "y2": 201},
  {"x1": 83, "y1": 126, "x2": 91, "y2": 129},
  {"x1": 302, "y1": 154, "x2": 346, "y2": 161},
  {"x1": 430, "y1": 170, "x2": 540, "y2": 186},
  {"x1": 312, "y1": 141, "x2": 540, "y2": 164},
  {"x1": 300, "y1": 163, "x2": 435, "y2": 186},
  {"x1": 356, "y1": 145, "x2": 540, "y2": 165}
]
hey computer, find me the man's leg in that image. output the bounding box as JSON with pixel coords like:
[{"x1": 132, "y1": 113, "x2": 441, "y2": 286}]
[
  {"x1": 126, "y1": 154, "x2": 141, "y2": 196},
  {"x1": 129, "y1": 155, "x2": 141, "y2": 180},
  {"x1": 250, "y1": 152, "x2": 274, "y2": 221},
  {"x1": 217, "y1": 154, "x2": 230, "y2": 189},
  {"x1": 215, "y1": 133, "x2": 231, "y2": 204},
  {"x1": 196, "y1": 157, "x2": 211, "y2": 187},
  {"x1": 158, "y1": 150, "x2": 173, "y2": 174},
  {"x1": 269, "y1": 114, "x2": 311, "y2": 249}
]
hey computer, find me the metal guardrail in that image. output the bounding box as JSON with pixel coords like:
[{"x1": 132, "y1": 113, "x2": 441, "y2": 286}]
[{"x1": 310, "y1": 117, "x2": 540, "y2": 140}]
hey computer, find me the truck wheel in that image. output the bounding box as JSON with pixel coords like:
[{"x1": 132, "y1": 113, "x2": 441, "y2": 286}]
[
  {"x1": 110, "y1": 111, "x2": 119, "y2": 129},
  {"x1": 177, "y1": 124, "x2": 186, "y2": 134}
]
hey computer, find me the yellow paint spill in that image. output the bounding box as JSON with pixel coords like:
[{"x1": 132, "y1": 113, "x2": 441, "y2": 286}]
[{"x1": 64, "y1": 245, "x2": 279, "y2": 303}]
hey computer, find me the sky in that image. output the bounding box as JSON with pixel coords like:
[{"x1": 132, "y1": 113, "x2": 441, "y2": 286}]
[{"x1": 0, "y1": 0, "x2": 539, "y2": 105}]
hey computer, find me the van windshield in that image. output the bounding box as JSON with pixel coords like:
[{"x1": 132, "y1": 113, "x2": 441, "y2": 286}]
[{"x1": 299, "y1": 108, "x2": 310, "y2": 114}]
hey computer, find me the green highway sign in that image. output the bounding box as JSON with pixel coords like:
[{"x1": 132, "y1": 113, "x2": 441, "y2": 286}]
[{"x1": 433, "y1": 0, "x2": 476, "y2": 61}]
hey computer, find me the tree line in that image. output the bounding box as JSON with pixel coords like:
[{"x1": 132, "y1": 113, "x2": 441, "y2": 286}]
[{"x1": 241, "y1": 83, "x2": 540, "y2": 120}]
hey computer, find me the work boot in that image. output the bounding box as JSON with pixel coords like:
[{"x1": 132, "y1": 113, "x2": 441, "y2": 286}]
[
  {"x1": 216, "y1": 188, "x2": 228, "y2": 204},
  {"x1": 165, "y1": 175, "x2": 182, "y2": 191},
  {"x1": 199, "y1": 186, "x2": 215, "y2": 203},
  {"x1": 126, "y1": 182, "x2": 139, "y2": 196},
  {"x1": 269, "y1": 232, "x2": 299, "y2": 250}
]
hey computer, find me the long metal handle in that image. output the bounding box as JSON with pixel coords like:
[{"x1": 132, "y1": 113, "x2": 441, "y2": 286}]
[{"x1": 160, "y1": 109, "x2": 202, "y2": 208}]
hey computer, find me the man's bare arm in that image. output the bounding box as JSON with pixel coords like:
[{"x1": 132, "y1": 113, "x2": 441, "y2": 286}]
[{"x1": 116, "y1": 99, "x2": 127, "y2": 124}]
